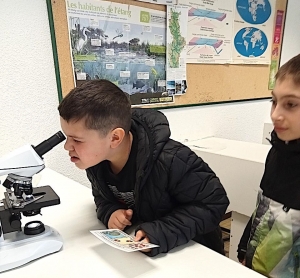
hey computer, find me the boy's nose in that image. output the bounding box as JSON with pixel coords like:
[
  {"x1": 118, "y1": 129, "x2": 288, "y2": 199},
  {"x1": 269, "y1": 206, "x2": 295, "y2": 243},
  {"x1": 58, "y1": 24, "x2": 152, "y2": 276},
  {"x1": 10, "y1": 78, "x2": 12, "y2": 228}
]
[
  {"x1": 271, "y1": 106, "x2": 284, "y2": 122},
  {"x1": 64, "y1": 138, "x2": 73, "y2": 151}
]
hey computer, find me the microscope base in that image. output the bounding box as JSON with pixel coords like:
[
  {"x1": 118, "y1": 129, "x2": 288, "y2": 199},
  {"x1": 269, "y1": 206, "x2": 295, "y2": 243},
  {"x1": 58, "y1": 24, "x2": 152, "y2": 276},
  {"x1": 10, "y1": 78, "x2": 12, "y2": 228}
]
[{"x1": 0, "y1": 225, "x2": 63, "y2": 273}]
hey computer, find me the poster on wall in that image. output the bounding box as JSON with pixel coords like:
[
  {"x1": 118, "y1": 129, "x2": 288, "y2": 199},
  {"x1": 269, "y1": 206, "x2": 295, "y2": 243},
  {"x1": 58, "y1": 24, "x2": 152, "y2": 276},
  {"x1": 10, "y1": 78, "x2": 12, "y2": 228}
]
[
  {"x1": 268, "y1": 10, "x2": 284, "y2": 89},
  {"x1": 177, "y1": 0, "x2": 235, "y2": 64},
  {"x1": 66, "y1": 0, "x2": 173, "y2": 106},
  {"x1": 166, "y1": 4, "x2": 188, "y2": 95},
  {"x1": 137, "y1": 0, "x2": 176, "y2": 5},
  {"x1": 232, "y1": 0, "x2": 276, "y2": 64},
  {"x1": 174, "y1": 0, "x2": 276, "y2": 65}
]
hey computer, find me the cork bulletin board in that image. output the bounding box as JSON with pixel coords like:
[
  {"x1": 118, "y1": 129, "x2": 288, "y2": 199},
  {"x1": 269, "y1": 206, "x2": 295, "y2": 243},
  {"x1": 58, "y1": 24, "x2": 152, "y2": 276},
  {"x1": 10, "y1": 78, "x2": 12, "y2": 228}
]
[{"x1": 47, "y1": 0, "x2": 287, "y2": 107}]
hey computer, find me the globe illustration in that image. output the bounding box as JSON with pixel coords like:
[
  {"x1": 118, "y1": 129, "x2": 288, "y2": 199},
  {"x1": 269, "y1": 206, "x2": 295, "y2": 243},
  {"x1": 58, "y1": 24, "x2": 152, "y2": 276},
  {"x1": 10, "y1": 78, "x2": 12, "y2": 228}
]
[
  {"x1": 234, "y1": 27, "x2": 268, "y2": 57},
  {"x1": 236, "y1": 0, "x2": 271, "y2": 24}
]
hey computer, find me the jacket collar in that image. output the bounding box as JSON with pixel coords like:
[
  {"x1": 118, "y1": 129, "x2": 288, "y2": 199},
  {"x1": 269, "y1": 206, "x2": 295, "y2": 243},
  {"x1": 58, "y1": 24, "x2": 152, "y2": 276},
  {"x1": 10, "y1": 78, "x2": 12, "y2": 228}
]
[{"x1": 269, "y1": 130, "x2": 300, "y2": 153}]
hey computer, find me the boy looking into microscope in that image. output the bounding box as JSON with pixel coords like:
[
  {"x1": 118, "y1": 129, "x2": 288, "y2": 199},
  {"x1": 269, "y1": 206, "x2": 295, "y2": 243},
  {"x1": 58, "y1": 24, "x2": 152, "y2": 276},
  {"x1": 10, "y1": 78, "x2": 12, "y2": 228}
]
[{"x1": 58, "y1": 79, "x2": 229, "y2": 257}]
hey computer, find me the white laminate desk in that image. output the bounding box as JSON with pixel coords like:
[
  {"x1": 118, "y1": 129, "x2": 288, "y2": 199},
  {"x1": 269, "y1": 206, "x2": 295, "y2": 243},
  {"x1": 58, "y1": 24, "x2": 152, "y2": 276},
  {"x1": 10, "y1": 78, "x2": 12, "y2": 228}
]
[{"x1": 0, "y1": 168, "x2": 264, "y2": 277}]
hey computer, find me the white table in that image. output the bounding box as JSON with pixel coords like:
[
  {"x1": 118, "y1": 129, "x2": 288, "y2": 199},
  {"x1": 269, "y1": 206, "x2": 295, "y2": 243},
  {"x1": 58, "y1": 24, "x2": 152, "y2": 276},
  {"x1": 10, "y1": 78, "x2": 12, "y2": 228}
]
[
  {"x1": 186, "y1": 137, "x2": 271, "y2": 262},
  {"x1": 0, "y1": 168, "x2": 264, "y2": 277}
]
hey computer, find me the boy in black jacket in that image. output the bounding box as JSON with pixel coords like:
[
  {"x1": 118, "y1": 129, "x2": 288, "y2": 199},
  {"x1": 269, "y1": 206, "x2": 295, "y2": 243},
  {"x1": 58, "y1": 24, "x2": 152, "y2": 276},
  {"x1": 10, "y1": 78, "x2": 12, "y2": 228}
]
[
  {"x1": 58, "y1": 79, "x2": 229, "y2": 256},
  {"x1": 238, "y1": 54, "x2": 300, "y2": 276}
]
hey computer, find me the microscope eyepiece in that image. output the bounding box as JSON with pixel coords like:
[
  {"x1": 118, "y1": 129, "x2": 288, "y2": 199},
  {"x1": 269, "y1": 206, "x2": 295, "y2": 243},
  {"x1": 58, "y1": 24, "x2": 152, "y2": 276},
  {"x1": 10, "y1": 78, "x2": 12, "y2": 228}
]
[{"x1": 34, "y1": 131, "x2": 66, "y2": 157}]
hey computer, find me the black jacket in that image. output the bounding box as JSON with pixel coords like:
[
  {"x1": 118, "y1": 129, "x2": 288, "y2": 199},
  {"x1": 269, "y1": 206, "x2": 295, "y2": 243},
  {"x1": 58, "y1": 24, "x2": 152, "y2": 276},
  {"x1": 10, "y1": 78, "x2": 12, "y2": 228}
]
[
  {"x1": 87, "y1": 108, "x2": 229, "y2": 256},
  {"x1": 237, "y1": 131, "x2": 300, "y2": 262}
]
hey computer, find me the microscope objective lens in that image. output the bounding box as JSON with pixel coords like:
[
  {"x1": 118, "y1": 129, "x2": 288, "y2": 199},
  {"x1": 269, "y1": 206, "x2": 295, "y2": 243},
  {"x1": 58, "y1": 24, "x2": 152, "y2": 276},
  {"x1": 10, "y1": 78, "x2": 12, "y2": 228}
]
[{"x1": 25, "y1": 195, "x2": 34, "y2": 200}]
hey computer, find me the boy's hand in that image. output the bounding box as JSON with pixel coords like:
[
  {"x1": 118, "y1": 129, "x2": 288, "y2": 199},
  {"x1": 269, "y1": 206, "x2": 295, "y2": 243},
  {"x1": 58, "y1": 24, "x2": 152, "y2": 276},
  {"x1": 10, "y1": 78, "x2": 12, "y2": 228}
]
[
  {"x1": 108, "y1": 209, "x2": 133, "y2": 230},
  {"x1": 134, "y1": 230, "x2": 151, "y2": 253}
]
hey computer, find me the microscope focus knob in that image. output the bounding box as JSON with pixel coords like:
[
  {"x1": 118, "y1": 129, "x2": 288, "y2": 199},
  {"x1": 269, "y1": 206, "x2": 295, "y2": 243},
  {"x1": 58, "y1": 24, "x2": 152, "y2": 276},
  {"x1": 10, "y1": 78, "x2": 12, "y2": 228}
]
[{"x1": 10, "y1": 214, "x2": 22, "y2": 230}]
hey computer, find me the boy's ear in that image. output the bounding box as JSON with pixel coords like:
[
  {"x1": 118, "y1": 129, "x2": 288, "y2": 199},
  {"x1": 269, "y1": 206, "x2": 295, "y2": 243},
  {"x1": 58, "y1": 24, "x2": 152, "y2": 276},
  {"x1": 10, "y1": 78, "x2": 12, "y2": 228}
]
[{"x1": 110, "y1": 128, "x2": 125, "y2": 148}]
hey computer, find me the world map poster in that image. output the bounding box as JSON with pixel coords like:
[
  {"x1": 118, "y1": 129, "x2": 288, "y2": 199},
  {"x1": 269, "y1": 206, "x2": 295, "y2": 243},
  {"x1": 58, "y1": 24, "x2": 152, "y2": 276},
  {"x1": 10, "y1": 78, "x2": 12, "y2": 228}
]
[{"x1": 233, "y1": 0, "x2": 275, "y2": 64}]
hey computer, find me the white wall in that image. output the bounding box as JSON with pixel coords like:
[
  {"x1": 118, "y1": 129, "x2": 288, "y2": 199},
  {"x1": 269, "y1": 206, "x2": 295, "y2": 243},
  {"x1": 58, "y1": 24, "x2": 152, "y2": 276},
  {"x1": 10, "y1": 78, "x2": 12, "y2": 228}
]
[
  {"x1": 0, "y1": 0, "x2": 87, "y2": 186},
  {"x1": 163, "y1": 100, "x2": 271, "y2": 143},
  {"x1": 280, "y1": 0, "x2": 300, "y2": 66},
  {"x1": 0, "y1": 0, "x2": 298, "y2": 187}
]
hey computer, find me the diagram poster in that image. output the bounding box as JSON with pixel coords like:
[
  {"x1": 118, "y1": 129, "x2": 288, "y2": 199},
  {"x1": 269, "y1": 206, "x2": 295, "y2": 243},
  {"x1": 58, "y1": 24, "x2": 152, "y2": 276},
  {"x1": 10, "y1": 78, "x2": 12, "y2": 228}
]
[
  {"x1": 233, "y1": 0, "x2": 276, "y2": 64},
  {"x1": 178, "y1": 0, "x2": 234, "y2": 64},
  {"x1": 66, "y1": 0, "x2": 173, "y2": 106}
]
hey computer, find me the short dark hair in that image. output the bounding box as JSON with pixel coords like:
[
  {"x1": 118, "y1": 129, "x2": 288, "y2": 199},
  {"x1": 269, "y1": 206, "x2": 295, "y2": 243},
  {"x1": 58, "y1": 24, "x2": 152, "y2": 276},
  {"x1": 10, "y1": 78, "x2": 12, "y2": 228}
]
[
  {"x1": 58, "y1": 79, "x2": 132, "y2": 135},
  {"x1": 276, "y1": 53, "x2": 300, "y2": 86}
]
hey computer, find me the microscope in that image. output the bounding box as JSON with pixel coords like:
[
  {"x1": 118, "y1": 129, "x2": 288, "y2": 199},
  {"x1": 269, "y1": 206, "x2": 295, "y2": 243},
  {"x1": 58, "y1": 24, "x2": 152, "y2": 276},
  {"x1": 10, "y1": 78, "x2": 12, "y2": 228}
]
[{"x1": 0, "y1": 131, "x2": 66, "y2": 272}]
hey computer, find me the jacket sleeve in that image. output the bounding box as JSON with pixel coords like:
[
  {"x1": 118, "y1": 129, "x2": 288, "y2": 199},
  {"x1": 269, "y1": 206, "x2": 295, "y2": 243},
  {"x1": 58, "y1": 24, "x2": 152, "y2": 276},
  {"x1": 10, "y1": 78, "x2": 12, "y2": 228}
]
[
  {"x1": 237, "y1": 217, "x2": 252, "y2": 262},
  {"x1": 87, "y1": 170, "x2": 127, "y2": 227},
  {"x1": 136, "y1": 145, "x2": 229, "y2": 256}
]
